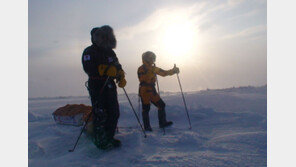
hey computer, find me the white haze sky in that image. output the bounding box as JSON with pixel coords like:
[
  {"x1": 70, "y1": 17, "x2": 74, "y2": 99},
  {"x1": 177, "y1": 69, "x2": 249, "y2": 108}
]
[{"x1": 29, "y1": 0, "x2": 266, "y2": 98}]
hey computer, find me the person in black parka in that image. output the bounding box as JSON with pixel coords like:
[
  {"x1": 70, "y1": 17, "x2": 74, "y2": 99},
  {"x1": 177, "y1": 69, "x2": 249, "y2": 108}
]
[{"x1": 82, "y1": 25, "x2": 126, "y2": 149}]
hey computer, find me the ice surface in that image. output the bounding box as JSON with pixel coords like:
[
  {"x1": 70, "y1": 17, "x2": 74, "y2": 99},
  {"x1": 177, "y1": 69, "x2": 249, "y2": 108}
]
[{"x1": 29, "y1": 86, "x2": 266, "y2": 167}]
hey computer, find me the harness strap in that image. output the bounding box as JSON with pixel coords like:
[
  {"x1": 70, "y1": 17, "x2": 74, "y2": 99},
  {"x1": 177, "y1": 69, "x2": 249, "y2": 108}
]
[
  {"x1": 139, "y1": 82, "x2": 155, "y2": 87},
  {"x1": 89, "y1": 76, "x2": 108, "y2": 80}
]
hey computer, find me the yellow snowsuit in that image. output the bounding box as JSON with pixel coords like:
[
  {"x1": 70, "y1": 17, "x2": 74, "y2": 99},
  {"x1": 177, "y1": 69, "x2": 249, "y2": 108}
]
[
  {"x1": 137, "y1": 61, "x2": 175, "y2": 129},
  {"x1": 137, "y1": 62, "x2": 175, "y2": 106}
]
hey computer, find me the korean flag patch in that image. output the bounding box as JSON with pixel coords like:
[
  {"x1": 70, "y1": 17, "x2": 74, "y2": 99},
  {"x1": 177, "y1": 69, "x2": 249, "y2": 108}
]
[{"x1": 83, "y1": 55, "x2": 91, "y2": 61}]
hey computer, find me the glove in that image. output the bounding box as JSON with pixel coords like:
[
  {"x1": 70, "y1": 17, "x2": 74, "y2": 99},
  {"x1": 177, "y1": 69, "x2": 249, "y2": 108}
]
[
  {"x1": 98, "y1": 65, "x2": 117, "y2": 77},
  {"x1": 172, "y1": 65, "x2": 180, "y2": 74},
  {"x1": 118, "y1": 78, "x2": 127, "y2": 88},
  {"x1": 116, "y1": 70, "x2": 126, "y2": 88},
  {"x1": 106, "y1": 66, "x2": 117, "y2": 77},
  {"x1": 116, "y1": 70, "x2": 125, "y2": 81}
]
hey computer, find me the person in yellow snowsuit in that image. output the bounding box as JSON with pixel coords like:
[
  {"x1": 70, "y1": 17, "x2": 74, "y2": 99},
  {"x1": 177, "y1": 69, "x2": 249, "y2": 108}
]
[{"x1": 137, "y1": 51, "x2": 179, "y2": 131}]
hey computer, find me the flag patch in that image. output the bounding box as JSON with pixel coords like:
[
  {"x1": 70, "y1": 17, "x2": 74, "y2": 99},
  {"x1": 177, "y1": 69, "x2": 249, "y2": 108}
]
[{"x1": 84, "y1": 55, "x2": 91, "y2": 61}]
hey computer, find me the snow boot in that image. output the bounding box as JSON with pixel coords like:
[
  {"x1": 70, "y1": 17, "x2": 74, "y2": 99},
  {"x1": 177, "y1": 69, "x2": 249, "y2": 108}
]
[
  {"x1": 92, "y1": 107, "x2": 110, "y2": 149},
  {"x1": 95, "y1": 138, "x2": 121, "y2": 150},
  {"x1": 158, "y1": 109, "x2": 173, "y2": 128},
  {"x1": 95, "y1": 137, "x2": 113, "y2": 150},
  {"x1": 142, "y1": 110, "x2": 152, "y2": 131},
  {"x1": 111, "y1": 138, "x2": 121, "y2": 147},
  {"x1": 159, "y1": 121, "x2": 173, "y2": 128},
  {"x1": 144, "y1": 126, "x2": 153, "y2": 132}
]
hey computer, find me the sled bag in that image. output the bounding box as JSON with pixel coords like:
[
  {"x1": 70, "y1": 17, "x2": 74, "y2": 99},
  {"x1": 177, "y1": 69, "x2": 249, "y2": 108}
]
[{"x1": 52, "y1": 104, "x2": 92, "y2": 126}]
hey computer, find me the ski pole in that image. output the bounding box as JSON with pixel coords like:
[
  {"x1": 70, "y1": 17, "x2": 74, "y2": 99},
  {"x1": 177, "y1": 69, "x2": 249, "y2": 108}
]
[
  {"x1": 156, "y1": 75, "x2": 160, "y2": 94},
  {"x1": 175, "y1": 64, "x2": 192, "y2": 129},
  {"x1": 156, "y1": 77, "x2": 166, "y2": 135},
  {"x1": 138, "y1": 94, "x2": 141, "y2": 119},
  {"x1": 69, "y1": 77, "x2": 110, "y2": 152},
  {"x1": 122, "y1": 88, "x2": 147, "y2": 138},
  {"x1": 154, "y1": 63, "x2": 160, "y2": 94},
  {"x1": 154, "y1": 64, "x2": 165, "y2": 135}
]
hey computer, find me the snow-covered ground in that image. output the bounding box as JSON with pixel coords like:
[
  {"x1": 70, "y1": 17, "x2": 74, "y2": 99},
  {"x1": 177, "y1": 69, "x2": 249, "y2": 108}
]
[{"x1": 29, "y1": 86, "x2": 267, "y2": 167}]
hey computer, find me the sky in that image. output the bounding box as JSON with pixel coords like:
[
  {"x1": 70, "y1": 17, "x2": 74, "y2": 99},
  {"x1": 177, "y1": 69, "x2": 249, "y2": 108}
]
[{"x1": 29, "y1": 0, "x2": 266, "y2": 98}]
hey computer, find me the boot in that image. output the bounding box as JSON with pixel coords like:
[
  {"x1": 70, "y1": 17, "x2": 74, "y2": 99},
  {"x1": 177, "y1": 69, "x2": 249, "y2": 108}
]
[
  {"x1": 145, "y1": 126, "x2": 153, "y2": 132},
  {"x1": 159, "y1": 121, "x2": 173, "y2": 128},
  {"x1": 142, "y1": 110, "x2": 152, "y2": 131},
  {"x1": 104, "y1": 130, "x2": 121, "y2": 148},
  {"x1": 95, "y1": 136, "x2": 121, "y2": 150},
  {"x1": 158, "y1": 109, "x2": 173, "y2": 128},
  {"x1": 93, "y1": 107, "x2": 109, "y2": 149},
  {"x1": 111, "y1": 138, "x2": 121, "y2": 147}
]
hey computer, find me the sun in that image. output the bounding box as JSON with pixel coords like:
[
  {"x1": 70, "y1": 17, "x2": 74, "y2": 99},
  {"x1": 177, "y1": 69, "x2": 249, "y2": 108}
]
[{"x1": 161, "y1": 19, "x2": 197, "y2": 63}]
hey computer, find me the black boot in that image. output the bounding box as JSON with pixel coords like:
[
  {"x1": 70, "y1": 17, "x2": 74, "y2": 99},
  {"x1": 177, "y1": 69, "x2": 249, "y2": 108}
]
[
  {"x1": 93, "y1": 106, "x2": 110, "y2": 149},
  {"x1": 158, "y1": 109, "x2": 173, "y2": 128},
  {"x1": 145, "y1": 126, "x2": 153, "y2": 132},
  {"x1": 142, "y1": 110, "x2": 152, "y2": 131},
  {"x1": 159, "y1": 121, "x2": 173, "y2": 128},
  {"x1": 111, "y1": 138, "x2": 121, "y2": 147},
  {"x1": 96, "y1": 134, "x2": 121, "y2": 149},
  {"x1": 104, "y1": 132, "x2": 121, "y2": 148}
]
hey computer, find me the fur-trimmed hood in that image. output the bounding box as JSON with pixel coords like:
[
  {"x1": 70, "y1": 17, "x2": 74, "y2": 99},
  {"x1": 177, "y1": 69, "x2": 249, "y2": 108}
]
[{"x1": 91, "y1": 25, "x2": 117, "y2": 49}]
